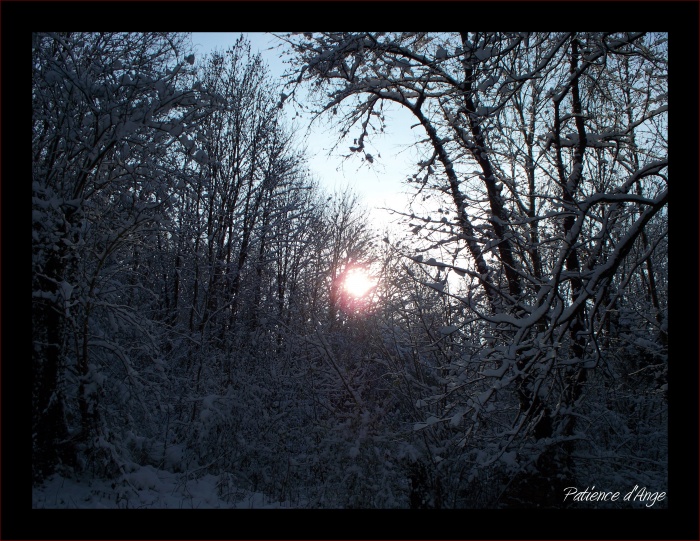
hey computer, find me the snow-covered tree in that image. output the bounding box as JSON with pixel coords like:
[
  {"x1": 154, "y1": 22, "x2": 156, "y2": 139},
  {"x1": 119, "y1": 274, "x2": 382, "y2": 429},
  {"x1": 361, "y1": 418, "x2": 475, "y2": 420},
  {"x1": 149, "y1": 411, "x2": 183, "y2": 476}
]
[
  {"x1": 31, "y1": 29, "x2": 671, "y2": 512},
  {"x1": 32, "y1": 32, "x2": 212, "y2": 480},
  {"x1": 282, "y1": 31, "x2": 668, "y2": 506}
]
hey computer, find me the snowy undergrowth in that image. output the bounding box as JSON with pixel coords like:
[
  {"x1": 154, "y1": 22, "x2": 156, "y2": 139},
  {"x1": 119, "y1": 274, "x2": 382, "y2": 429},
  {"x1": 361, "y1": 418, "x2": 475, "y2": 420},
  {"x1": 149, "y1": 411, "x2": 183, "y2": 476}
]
[{"x1": 32, "y1": 466, "x2": 298, "y2": 509}]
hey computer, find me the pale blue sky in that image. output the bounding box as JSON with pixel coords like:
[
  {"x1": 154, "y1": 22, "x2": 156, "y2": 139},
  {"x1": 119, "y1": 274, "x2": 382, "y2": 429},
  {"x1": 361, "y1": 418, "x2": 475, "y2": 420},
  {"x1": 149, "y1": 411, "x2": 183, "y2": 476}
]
[{"x1": 191, "y1": 32, "x2": 422, "y2": 231}]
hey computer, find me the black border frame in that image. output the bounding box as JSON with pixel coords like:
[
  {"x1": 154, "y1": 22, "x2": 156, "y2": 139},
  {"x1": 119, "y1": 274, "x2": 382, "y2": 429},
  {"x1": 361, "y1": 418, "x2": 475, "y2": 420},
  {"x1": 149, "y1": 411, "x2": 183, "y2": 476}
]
[{"x1": 9, "y1": 2, "x2": 699, "y2": 539}]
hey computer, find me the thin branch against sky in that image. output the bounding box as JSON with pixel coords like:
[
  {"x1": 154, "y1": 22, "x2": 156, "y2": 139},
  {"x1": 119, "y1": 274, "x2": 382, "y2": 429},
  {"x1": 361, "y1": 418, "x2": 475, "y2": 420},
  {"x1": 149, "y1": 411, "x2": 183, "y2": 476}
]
[{"x1": 192, "y1": 32, "x2": 421, "y2": 232}]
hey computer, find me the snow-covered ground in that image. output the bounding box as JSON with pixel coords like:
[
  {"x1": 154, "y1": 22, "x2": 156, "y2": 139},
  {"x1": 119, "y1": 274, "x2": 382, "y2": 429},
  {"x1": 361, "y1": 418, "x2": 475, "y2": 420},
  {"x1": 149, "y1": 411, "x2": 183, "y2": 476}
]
[{"x1": 32, "y1": 466, "x2": 298, "y2": 509}]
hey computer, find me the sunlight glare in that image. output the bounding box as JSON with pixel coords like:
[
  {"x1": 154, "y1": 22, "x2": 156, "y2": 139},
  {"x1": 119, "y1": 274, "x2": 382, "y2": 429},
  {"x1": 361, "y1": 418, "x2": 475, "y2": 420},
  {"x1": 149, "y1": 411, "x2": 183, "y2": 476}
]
[{"x1": 342, "y1": 268, "x2": 377, "y2": 298}]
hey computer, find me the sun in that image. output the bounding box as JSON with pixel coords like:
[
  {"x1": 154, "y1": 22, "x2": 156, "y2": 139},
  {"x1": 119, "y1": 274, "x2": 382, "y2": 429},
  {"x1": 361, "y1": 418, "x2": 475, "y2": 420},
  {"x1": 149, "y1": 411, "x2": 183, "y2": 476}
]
[{"x1": 342, "y1": 268, "x2": 377, "y2": 298}]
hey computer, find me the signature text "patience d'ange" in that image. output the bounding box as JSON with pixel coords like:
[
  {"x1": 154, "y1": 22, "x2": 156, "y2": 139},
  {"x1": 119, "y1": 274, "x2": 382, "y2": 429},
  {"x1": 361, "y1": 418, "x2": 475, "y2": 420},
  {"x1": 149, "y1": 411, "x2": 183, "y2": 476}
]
[{"x1": 563, "y1": 485, "x2": 666, "y2": 507}]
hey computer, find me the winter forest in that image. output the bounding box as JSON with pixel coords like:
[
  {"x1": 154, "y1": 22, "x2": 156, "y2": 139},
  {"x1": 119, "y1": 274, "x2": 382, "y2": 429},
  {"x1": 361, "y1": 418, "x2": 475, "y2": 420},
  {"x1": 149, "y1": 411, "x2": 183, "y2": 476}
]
[{"x1": 31, "y1": 30, "x2": 673, "y2": 514}]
